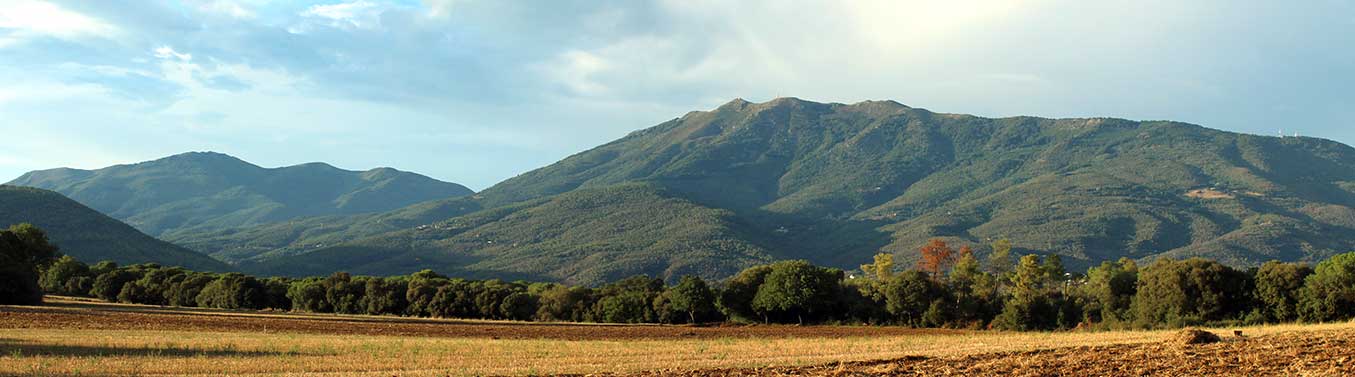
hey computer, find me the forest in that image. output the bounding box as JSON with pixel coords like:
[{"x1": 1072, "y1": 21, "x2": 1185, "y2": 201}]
[{"x1": 6, "y1": 223, "x2": 1355, "y2": 330}]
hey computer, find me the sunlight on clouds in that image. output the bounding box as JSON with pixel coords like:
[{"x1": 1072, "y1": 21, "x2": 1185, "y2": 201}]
[{"x1": 0, "y1": 0, "x2": 118, "y2": 45}]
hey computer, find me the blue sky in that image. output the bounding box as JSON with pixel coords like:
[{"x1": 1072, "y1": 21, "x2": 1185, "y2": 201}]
[{"x1": 1, "y1": 0, "x2": 1353, "y2": 189}]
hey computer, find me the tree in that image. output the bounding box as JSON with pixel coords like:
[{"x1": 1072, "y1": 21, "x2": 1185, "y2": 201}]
[
  {"x1": 918, "y1": 239, "x2": 956, "y2": 279},
  {"x1": 168, "y1": 273, "x2": 216, "y2": 307},
  {"x1": 261, "y1": 277, "x2": 292, "y2": 311},
  {"x1": 664, "y1": 276, "x2": 717, "y2": 324},
  {"x1": 949, "y1": 248, "x2": 999, "y2": 327},
  {"x1": 717, "y1": 265, "x2": 773, "y2": 323},
  {"x1": 0, "y1": 223, "x2": 60, "y2": 305},
  {"x1": 499, "y1": 292, "x2": 538, "y2": 321},
  {"x1": 1081, "y1": 258, "x2": 1138, "y2": 324},
  {"x1": 404, "y1": 270, "x2": 447, "y2": 316},
  {"x1": 361, "y1": 277, "x2": 408, "y2": 315},
  {"x1": 90, "y1": 268, "x2": 141, "y2": 302},
  {"x1": 1299, "y1": 252, "x2": 1355, "y2": 322},
  {"x1": 1253, "y1": 261, "x2": 1312, "y2": 323},
  {"x1": 39, "y1": 255, "x2": 90, "y2": 296},
  {"x1": 883, "y1": 271, "x2": 948, "y2": 327},
  {"x1": 993, "y1": 254, "x2": 1061, "y2": 331},
  {"x1": 860, "y1": 253, "x2": 895, "y2": 280},
  {"x1": 751, "y1": 260, "x2": 842, "y2": 324},
  {"x1": 987, "y1": 238, "x2": 1015, "y2": 278},
  {"x1": 196, "y1": 273, "x2": 265, "y2": 310},
  {"x1": 322, "y1": 272, "x2": 367, "y2": 314},
  {"x1": 1131, "y1": 258, "x2": 1250, "y2": 328},
  {"x1": 535, "y1": 285, "x2": 592, "y2": 322},
  {"x1": 1042, "y1": 254, "x2": 1066, "y2": 286},
  {"x1": 288, "y1": 277, "x2": 330, "y2": 313}
]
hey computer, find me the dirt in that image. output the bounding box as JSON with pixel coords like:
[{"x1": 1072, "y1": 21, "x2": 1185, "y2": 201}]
[
  {"x1": 607, "y1": 328, "x2": 1355, "y2": 376},
  {"x1": 1170, "y1": 328, "x2": 1221, "y2": 345},
  {"x1": 0, "y1": 301, "x2": 954, "y2": 341}
]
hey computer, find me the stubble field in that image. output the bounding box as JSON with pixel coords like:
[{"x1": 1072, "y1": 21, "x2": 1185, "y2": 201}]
[{"x1": 2, "y1": 298, "x2": 1352, "y2": 376}]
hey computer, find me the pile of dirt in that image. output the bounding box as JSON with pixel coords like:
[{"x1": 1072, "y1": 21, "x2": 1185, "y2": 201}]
[{"x1": 1171, "y1": 328, "x2": 1222, "y2": 346}]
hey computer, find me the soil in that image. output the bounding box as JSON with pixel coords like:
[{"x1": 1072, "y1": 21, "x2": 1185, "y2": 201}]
[
  {"x1": 607, "y1": 328, "x2": 1355, "y2": 376},
  {"x1": 0, "y1": 300, "x2": 954, "y2": 341}
]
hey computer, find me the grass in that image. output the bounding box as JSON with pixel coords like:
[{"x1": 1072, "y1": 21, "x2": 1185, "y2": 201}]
[{"x1": 4, "y1": 316, "x2": 1354, "y2": 376}]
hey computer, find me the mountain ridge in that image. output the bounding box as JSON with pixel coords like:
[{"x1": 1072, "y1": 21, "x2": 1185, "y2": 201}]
[
  {"x1": 240, "y1": 98, "x2": 1355, "y2": 284},
  {"x1": 7, "y1": 151, "x2": 475, "y2": 241}
]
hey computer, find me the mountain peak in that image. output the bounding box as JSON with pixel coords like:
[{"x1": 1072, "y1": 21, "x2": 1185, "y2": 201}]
[{"x1": 155, "y1": 151, "x2": 255, "y2": 168}]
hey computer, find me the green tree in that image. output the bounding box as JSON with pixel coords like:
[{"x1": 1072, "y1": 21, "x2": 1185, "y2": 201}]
[
  {"x1": 664, "y1": 276, "x2": 717, "y2": 324},
  {"x1": 1042, "y1": 254, "x2": 1066, "y2": 286},
  {"x1": 717, "y1": 265, "x2": 773, "y2": 323},
  {"x1": 883, "y1": 270, "x2": 948, "y2": 327},
  {"x1": 499, "y1": 292, "x2": 538, "y2": 321},
  {"x1": 39, "y1": 255, "x2": 90, "y2": 296},
  {"x1": 287, "y1": 277, "x2": 330, "y2": 313},
  {"x1": 322, "y1": 272, "x2": 367, "y2": 314},
  {"x1": 1299, "y1": 252, "x2": 1355, "y2": 322},
  {"x1": 1253, "y1": 261, "x2": 1312, "y2": 323},
  {"x1": 168, "y1": 273, "x2": 216, "y2": 307},
  {"x1": 196, "y1": 273, "x2": 265, "y2": 310},
  {"x1": 1130, "y1": 258, "x2": 1250, "y2": 328},
  {"x1": 361, "y1": 277, "x2": 408, "y2": 315},
  {"x1": 535, "y1": 285, "x2": 592, "y2": 322},
  {"x1": 90, "y1": 268, "x2": 141, "y2": 302},
  {"x1": 751, "y1": 260, "x2": 842, "y2": 324},
  {"x1": 860, "y1": 253, "x2": 895, "y2": 280},
  {"x1": 949, "y1": 250, "x2": 1000, "y2": 327},
  {"x1": 0, "y1": 223, "x2": 60, "y2": 305},
  {"x1": 404, "y1": 270, "x2": 447, "y2": 316},
  {"x1": 987, "y1": 238, "x2": 1015, "y2": 277},
  {"x1": 1081, "y1": 258, "x2": 1138, "y2": 324}
]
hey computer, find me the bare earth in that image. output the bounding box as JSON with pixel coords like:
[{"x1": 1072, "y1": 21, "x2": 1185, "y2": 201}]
[{"x1": 3, "y1": 298, "x2": 1354, "y2": 376}]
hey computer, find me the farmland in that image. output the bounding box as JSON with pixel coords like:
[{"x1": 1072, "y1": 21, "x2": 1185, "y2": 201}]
[{"x1": 3, "y1": 298, "x2": 1353, "y2": 376}]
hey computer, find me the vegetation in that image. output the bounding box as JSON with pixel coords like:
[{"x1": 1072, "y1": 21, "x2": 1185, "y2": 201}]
[
  {"x1": 6, "y1": 151, "x2": 473, "y2": 259},
  {"x1": 213, "y1": 98, "x2": 1355, "y2": 284},
  {"x1": 0, "y1": 224, "x2": 59, "y2": 304},
  {"x1": 0, "y1": 186, "x2": 231, "y2": 271},
  {"x1": 28, "y1": 231, "x2": 1355, "y2": 331}
]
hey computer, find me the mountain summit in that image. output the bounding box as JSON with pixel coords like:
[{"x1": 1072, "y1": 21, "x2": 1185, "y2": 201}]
[
  {"x1": 242, "y1": 99, "x2": 1355, "y2": 284},
  {"x1": 7, "y1": 152, "x2": 474, "y2": 238}
]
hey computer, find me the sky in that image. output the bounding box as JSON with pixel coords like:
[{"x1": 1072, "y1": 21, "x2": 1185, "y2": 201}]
[{"x1": 1, "y1": 0, "x2": 1353, "y2": 190}]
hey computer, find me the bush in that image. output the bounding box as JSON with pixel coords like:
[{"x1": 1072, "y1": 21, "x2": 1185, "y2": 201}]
[
  {"x1": 1131, "y1": 258, "x2": 1250, "y2": 328},
  {"x1": 1299, "y1": 252, "x2": 1355, "y2": 322}
]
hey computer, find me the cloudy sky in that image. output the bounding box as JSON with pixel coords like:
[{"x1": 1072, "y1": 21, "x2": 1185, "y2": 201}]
[{"x1": 1, "y1": 0, "x2": 1352, "y2": 189}]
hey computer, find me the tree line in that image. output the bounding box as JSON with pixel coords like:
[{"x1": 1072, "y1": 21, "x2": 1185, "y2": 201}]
[{"x1": 7, "y1": 223, "x2": 1355, "y2": 329}]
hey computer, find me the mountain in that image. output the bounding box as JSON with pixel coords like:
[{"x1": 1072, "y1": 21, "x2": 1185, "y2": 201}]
[
  {"x1": 0, "y1": 185, "x2": 232, "y2": 271},
  {"x1": 7, "y1": 152, "x2": 475, "y2": 243},
  {"x1": 236, "y1": 99, "x2": 1355, "y2": 284}
]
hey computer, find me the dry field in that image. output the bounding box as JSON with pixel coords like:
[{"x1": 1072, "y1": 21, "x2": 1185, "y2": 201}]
[{"x1": 1, "y1": 298, "x2": 1352, "y2": 376}]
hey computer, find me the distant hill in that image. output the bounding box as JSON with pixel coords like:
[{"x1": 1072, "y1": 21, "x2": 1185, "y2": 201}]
[
  {"x1": 246, "y1": 98, "x2": 1355, "y2": 284},
  {"x1": 7, "y1": 152, "x2": 474, "y2": 243},
  {"x1": 0, "y1": 185, "x2": 232, "y2": 271}
]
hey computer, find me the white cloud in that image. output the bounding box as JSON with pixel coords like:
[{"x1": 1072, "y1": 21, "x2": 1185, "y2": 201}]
[
  {"x1": 194, "y1": 0, "x2": 256, "y2": 19},
  {"x1": 153, "y1": 46, "x2": 193, "y2": 61},
  {"x1": 0, "y1": 0, "x2": 118, "y2": 46},
  {"x1": 300, "y1": 0, "x2": 385, "y2": 30}
]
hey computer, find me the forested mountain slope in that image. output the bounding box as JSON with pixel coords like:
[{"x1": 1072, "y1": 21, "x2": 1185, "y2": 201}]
[
  {"x1": 0, "y1": 185, "x2": 232, "y2": 271},
  {"x1": 250, "y1": 98, "x2": 1355, "y2": 284},
  {"x1": 7, "y1": 152, "x2": 474, "y2": 239}
]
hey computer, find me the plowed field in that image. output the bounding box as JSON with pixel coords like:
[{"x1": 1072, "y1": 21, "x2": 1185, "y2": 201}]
[{"x1": 3, "y1": 298, "x2": 1353, "y2": 376}]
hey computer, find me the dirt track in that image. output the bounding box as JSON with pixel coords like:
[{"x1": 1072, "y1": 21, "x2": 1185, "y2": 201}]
[
  {"x1": 611, "y1": 328, "x2": 1355, "y2": 376},
  {"x1": 0, "y1": 300, "x2": 954, "y2": 341}
]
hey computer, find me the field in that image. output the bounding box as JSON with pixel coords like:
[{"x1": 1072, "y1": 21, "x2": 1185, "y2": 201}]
[{"x1": 2, "y1": 298, "x2": 1353, "y2": 376}]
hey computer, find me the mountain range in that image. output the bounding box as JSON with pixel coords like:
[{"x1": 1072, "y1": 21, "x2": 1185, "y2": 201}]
[
  {"x1": 10, "y1": 98, "x2": 1355, "y2": 285},
  {"x1": 0, "y1": 185, "x2": 231, "y2": 271},
  {"x1": 7, "y1": 152, "x2": 472, "y2": 262}
]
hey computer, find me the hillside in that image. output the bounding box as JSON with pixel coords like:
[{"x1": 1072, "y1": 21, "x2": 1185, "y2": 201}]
[
  {"x1": 248, "y1": 98, "x2": 1355, "y2": 284},
  {"x1": 7, "y1": 152, "x2": 474, "y2": 239},
  {"x1": 0, "y1": 185, "x2": 231, "y2": 271},
  {"x1": 246, "y1": 183, "x2": 777, "y2": 284}
]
